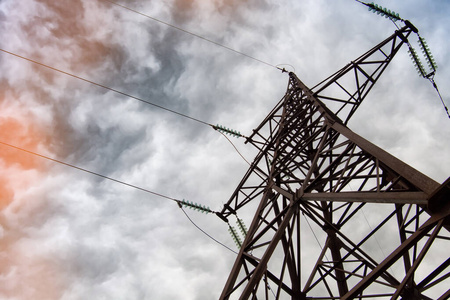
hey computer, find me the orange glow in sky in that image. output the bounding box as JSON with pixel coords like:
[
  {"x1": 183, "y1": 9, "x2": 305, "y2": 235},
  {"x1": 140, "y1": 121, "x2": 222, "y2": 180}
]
[
  {"x1": 0, "y1": 115, "x2": 47, "y2": 209},
  {"x1": 0, "y1": 104, "x2": 62, "y2": 298}
]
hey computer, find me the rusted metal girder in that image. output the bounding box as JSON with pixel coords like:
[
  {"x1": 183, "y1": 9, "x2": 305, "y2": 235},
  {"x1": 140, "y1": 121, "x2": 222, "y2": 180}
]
[{"x1": 218, "y1": 24, "x2": 449, "y2": 300}]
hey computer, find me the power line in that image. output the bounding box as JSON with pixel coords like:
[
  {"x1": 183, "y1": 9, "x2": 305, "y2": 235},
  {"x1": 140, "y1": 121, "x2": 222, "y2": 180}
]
[
  {"x1": 0, "y1": 140, "x2": 180, "y2": 203},
  {"x1": 429, "y1": 77, "x2": 450, "y2": 119},
  {"x1": 0, "y1": 140, "x2": 245, "y2": 231},
  {"x1": 0, "y1": 52, "x2": 255, "y2": 210},
  {"x1": 100, "y1": 0, "x2": 281, "y2": 71},
  {"x1": 180, "y1": 206, "x2": 238, "y2": 254},
  {"x1": 1, "y1": 139, "x2": 239, "y2": 254},
  {"x1": 302, "y1": 211, "x2": 330, "y2": 262},
  {"x1": 0, "y1": 48, "x2": 264, "y2": 134},
  {"x1": 361, "y1": 207, "x2": 397, "y2": 277},
  {"x1": 218, "y1": 131, "x2": 251, "y2": 166},
  {"x1": 0, "y1": 48, "x2": 212, "y2": 127}
]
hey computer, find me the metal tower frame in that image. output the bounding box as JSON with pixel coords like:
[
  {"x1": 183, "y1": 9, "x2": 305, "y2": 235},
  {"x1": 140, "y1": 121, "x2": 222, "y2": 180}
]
[{"x1": 218, "y1": 25, "x2": 450, "y2": 299}]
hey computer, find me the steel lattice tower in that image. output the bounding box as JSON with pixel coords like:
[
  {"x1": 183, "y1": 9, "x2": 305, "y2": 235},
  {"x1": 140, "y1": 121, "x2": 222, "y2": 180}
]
[{"x1": 217, "y1": 25, "x2": 450, "y2": 299}]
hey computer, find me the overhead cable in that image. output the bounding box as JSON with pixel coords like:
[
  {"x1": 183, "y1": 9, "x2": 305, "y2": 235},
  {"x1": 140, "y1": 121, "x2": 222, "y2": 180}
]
[
  {"x1": 429, "y1": 78, "x2": 450, "y2": 119},
  {"x1": 0, "y1": 48, "x2": 211, "y2": 127},
  {"x1": 100, "y1": 0, "x2": 281, "y2": 71},
  {"x1": 0, "y1": 48, "x2": 257, "y2": 134},
  {"x1": 0, "y1": 140, "x2": 180, "y2": 203},
  {"x1": 218, "y1": 131, "x2": 251, "y2": 166},
  {"x1": 180, "y1": 206, "x2": 238, "y2": 254},
  {"x1": 1, "y1": 139, "x2": 239, "y2": 253}
]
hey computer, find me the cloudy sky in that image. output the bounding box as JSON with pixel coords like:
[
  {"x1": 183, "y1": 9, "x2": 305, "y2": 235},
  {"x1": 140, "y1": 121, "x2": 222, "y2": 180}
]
[{"x1": 0, "y1": 0, "x2": 449, "y2": 299}]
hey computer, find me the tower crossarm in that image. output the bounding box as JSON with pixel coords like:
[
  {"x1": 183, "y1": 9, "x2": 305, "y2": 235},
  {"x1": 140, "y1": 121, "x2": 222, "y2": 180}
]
[{"x1": 309, "y1": 25, "x2": 415, "y2": 124}]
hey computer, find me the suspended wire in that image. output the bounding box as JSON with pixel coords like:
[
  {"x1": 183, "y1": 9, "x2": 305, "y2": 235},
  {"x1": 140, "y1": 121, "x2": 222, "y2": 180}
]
[
  {"x1": 346, "y1": 183, "x2": 397, "y2": 277},
  {"x1": 361, "y1": 207, "x2": 397, "y2": 277},
  {"x1": 302, "y1": 211, "x2": 330, "y2": 262},
  {"x1": 1, "y1": 140, "x2": 231, "y2": 219},
  {"x1": 1, "y1": 139, "x2": 238, "y2": 253},
  {"x1": 180, "y1": 206, "x2": 238, "y2": 254},
  {"x1": 0, "y1": 48, "x2": 265, "y2": 136},
  {"x1": 262, "y1": 272, "x2": 277, "y2": 299},
  {"x1": 0, "y1": 52, "x2": 256, "y2": 215},
  {"x1": 0, "y1": 140, "x2": 181, "y2": 203},
  {"x1": 429, "y1": 77, "x2": 450, "y2": 119},
  {"x1": 100, "y1": 0, "x2": 281, "y2": 71},
  {"x1": 390, "y1": 17, "x2": 401, "y2": 30},
  {"x1": 218, "y1": 131, "x2": 251, "y2": 166},
  {"x1": 0, "y1": 48, "x2": 211, "y2": 127}
]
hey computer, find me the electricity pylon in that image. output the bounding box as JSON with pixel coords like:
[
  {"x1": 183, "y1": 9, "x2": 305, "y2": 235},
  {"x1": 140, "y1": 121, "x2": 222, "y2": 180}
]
[{"x1": 218, "y1": 24, "x2": 450, "y2": 299}]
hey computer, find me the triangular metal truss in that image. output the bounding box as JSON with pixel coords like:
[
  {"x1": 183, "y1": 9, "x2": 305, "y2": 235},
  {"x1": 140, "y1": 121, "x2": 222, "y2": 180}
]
[{"x1": 218, "y1": 25, "x2": 450, "y2": 300}]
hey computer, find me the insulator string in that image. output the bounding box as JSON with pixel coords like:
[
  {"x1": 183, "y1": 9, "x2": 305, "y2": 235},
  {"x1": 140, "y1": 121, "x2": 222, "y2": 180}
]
[{"x1": 354, "y1": 1, "x2": 449, "y2": 121}]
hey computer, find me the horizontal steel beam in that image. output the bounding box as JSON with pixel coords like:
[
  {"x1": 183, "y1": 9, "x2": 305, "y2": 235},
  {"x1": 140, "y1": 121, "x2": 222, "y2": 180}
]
[
  {"x1": 331, "y1": 121, "x2": 439, "y2": 195},
  {"x1": 301, "y1": 191, "x2": 428, "y2": 205}
]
